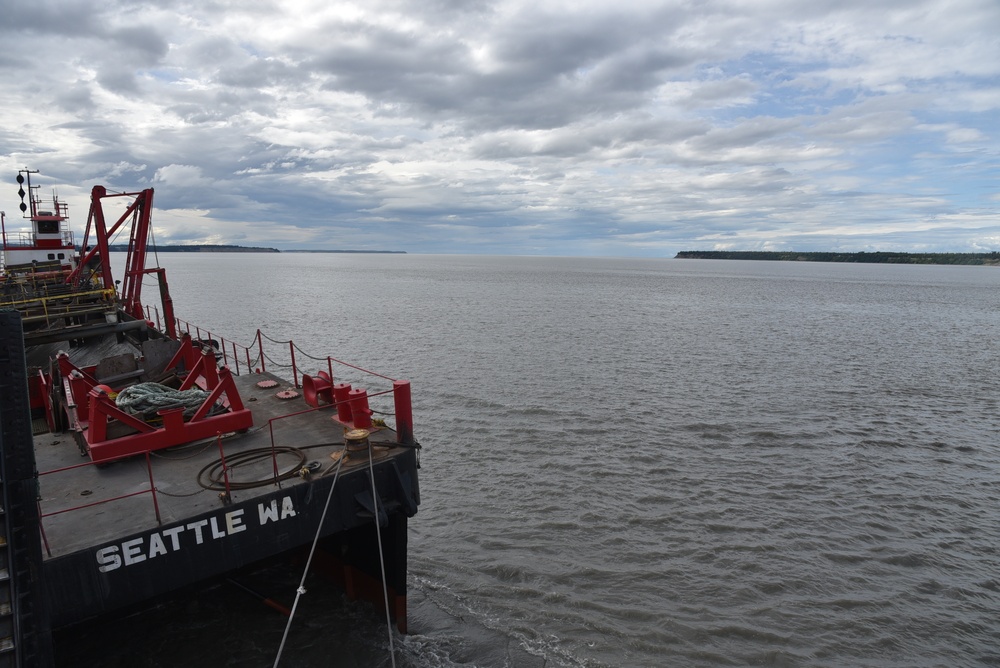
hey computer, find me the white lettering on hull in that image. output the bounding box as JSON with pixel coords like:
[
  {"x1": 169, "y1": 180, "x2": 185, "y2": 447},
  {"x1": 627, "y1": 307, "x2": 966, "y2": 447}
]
[{"x1": 96, "y1": 498, "x2": 295, "y2": 573}]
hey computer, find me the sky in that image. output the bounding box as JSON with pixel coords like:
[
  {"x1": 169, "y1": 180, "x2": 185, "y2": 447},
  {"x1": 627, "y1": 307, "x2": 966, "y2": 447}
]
[{"x1": 0, "y1": 0, "x2": 997, "y2": 256}]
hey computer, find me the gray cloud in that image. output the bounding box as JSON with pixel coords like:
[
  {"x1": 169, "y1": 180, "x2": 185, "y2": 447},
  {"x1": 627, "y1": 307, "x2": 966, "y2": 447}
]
[{"x1": 0, "y1": 0, "x2": 996, "y2": 255}]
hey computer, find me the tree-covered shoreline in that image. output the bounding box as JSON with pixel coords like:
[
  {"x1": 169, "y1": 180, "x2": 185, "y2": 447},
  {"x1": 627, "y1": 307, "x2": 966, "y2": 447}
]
[
  {"x1": 108, "y1": 244, "x2": 279, "y2": 253},
  {"x1": 105, "y1": 245, "x2": 405, "y2": 253},
  {"x1": 675, "y1": 251, "x2": 1000, "y2": 265}
]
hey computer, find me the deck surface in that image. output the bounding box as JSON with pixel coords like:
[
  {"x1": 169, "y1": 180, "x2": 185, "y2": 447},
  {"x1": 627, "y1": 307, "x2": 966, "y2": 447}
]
[{"x1": 34, "y1": 370, "x2": 405, "y2": 558}]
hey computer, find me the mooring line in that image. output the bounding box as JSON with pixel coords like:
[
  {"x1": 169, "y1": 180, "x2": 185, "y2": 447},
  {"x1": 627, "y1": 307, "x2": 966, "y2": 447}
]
[
  {"x1": 271, "y1": 443, "x2": 348, "y2": 668},
  {"x1": 367, "y1": 441, "x2": 397, "y2": 668}
]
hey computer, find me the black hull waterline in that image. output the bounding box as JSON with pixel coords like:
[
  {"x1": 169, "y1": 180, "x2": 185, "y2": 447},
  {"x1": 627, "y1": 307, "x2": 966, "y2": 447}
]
[{"x1": 43, "y1": 448, "x2": 419, "y2": 630}]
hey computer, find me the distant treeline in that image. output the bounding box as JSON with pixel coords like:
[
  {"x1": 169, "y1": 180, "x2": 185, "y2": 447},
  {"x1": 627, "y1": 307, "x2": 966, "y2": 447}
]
[
  {"x1": 283, "y1": 249, "x2": 406, "y2": 254},
  {"x1": 675, "y1": 251, "x2": 1000, "y2": 266},
  {"x1": 108, "y1": 244, "x2": 279, "y2": 253},
  {"x1": 104, "y1": 245, "x2": 406, "y2": 253}
]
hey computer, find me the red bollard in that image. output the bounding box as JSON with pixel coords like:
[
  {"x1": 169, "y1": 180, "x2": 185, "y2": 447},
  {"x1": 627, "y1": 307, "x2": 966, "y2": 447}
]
[
  {"x1": 348, "y1": 388, "x2": 372, "y2": 429},
  {"x1": 333, "y1": 383, "x2": 353, "y2": 423},
  {"x1": 393, "y1": 380, "x2": 413, "y2": 443}
]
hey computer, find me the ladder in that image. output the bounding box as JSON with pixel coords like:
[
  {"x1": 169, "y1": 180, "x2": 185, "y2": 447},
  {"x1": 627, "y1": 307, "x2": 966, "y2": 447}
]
[{"x1": 0, "y1": 311, "x2": 53, "y2": 667}]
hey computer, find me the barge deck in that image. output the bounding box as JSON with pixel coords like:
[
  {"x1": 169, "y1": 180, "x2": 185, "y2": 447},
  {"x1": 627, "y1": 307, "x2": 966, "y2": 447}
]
[
  {"x1": 34, "y1": 367, "x2": 420, "y2": 631},
  {"x1": 0, "y1": 171, "x2": 421, "y2": 666}
]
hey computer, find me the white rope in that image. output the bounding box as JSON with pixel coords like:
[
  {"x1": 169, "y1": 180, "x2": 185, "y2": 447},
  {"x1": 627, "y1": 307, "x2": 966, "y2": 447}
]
[
  {"x1": 368, "y1": 443, "x2": 397, "y2": 667},
  {"x1": 115, "y1": 382, "x2": 210, "y2": 417},
  {"x1": 272, "y1": 444, "x2": 348, "y2": 668},
  {"x1": 271, "y1": 443, "x2": 399, "y2": 668}
]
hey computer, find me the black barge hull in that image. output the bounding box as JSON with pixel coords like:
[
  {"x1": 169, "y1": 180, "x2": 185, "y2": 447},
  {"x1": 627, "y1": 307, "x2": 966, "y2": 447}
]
[
  {"x1": 31, "y1": 366, "x2": 420, "y2": 635},
  {"x1": 42, "y1": 447, "x2": 419, "y2": 630}
]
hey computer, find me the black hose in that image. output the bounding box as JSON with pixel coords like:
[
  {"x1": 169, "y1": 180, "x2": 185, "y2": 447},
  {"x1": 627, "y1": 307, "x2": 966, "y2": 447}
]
[{"x1": 196, "y1": 446, "x2": 307, "y2": 491}]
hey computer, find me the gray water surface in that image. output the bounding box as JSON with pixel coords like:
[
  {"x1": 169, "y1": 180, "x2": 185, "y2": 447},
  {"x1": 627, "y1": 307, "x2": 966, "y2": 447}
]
[{"x1": 60, "y1": 255, "x2": 1000, "y2": 667}]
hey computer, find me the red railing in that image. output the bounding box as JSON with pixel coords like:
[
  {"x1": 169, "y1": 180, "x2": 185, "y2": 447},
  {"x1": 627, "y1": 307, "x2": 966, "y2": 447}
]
[
  {"x1": 139, "y1": 306, "x2": 413, "y2": 442},
  {"x1": 4, "y1": 230, "x2": 75, "y2": 248},
  {"x1": 36, "y1": 308, "x2": 416, "y2": 554},
  {"x1": 37, "y1": 450, "x2": 161, "y2": 558},
  {"x1": 37, "y1": 429, "x2": 292, "y2": 557}
]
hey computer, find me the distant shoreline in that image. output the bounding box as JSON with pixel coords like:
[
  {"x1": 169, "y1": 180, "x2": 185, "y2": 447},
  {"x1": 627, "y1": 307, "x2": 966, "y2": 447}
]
[
  {"x1": 282, "y1": 249, "x2": 406, "y2": 254},
  {"x1": 675, "y1": 251, "x2": 1000, "y2": 266},
  {"x1": 107, "y1": 244, "x2": 405, "y2": 254}
]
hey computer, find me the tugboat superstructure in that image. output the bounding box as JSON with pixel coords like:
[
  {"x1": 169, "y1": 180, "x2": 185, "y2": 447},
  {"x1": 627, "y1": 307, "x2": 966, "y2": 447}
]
[{"x1": 1, "y1": 169, "x2": 76, "y2": 272}]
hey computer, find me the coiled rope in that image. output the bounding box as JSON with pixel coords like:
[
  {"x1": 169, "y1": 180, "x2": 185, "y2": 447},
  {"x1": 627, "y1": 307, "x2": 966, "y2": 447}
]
[{"x1": 115, "y1": 382, "x2": 212, "y2": 418}]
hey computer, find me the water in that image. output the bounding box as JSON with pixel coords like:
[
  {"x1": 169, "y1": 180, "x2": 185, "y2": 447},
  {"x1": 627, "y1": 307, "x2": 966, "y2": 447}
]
[{"x1": 58, "y1": 255, "x2": 1000, "y2": 667}]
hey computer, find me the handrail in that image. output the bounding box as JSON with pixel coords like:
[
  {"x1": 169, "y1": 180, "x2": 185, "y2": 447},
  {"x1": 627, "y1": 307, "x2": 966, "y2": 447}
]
[
  {"x1": 37, "y1": 309, "x2": 415, "y2": 555},
  {"x1": 4, "y1": 230, "x2": 75, "y2": 246},
  {"x1": 0, "y1": 287, "x2": 114, "y2": 310},
  {"x1": 261, "y1": 387, "x2": 397, "y2": 488},
  {"x1": 38, "y1": 451, "x2": 162, "y2": 557},
  {"x1": 143, "y1": 308, "x2": 401, "y2": 386},
  {"x1": 142, "y1": 309, "x2": 414, "y2": 443}
]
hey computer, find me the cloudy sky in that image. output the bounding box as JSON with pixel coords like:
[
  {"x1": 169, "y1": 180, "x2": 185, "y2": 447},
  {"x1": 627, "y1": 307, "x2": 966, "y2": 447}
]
[{"x1": 1, "y1": 0, "x2": 997, "y2": 256}]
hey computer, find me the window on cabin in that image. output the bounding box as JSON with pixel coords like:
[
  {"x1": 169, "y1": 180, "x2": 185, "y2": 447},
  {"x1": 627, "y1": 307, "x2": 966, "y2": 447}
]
[
  {"x1": 48, "y1": 254, "x2": 56, "y2": 260},
  {"x1": 37, "y1": 220, "x2": 59, "y2": 234},
  {"x1": 58, "y1": 253, "x2": 66, "y2": 259}
]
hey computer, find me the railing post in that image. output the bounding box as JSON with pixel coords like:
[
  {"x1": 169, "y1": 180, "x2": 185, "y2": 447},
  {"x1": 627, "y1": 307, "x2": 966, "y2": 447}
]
[
  {"x1": 216, "y1": 433, "x2": 232, "y2": 500},
  {"x1": 37, "y1": 502, "x2": 52, "y2": 558},
  {"x1": 289, "y1": 341, "x2": 298, "y2": 388},
  {"x1": 269, "y1": 421, "x2": 282, "y2": 490},
  {"x1": 145, "y1": 451, "x2": 162, "y2": 525},
  {"x1": 257, "y1": 330, "x2": 266, "y2": 373}
]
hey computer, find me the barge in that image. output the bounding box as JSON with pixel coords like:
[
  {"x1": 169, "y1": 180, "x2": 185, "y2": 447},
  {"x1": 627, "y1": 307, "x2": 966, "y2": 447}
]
[{"x1": 0, "y1": 171, "x2": 420, "y2": 666}]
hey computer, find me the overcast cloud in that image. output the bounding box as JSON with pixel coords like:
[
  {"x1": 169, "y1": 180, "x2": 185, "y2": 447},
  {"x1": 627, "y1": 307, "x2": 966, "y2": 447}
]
[{"x1": 1, "y1": 0, "x2": 997, "y2": 255}]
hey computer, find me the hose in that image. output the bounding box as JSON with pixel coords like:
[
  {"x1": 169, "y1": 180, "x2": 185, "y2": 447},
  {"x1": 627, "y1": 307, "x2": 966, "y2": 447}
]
[{"x1": 196, "y1": 446, "x2": 307, "y2": 491}]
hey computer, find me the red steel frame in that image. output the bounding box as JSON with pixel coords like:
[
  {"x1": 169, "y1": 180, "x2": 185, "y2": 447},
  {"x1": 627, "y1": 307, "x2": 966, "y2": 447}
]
[
  {"x1": 48, "y1": 183, "x2": 413, "y2": 466},
  {"x1": 68, "y1": 185, "x2": 155, "y2": 316},
  {"x1": 144, "y1": 312, "x2": 416, "y2": 444},
  {"x1": 57, "y1": 335, "x2": 253, "y2": 463},
  {"x1": 48, "y1": 186, "x2": 252, "y2": 463},
  {"x1": 31, "y1": 181, "x2": 416, "y2": 565}
]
